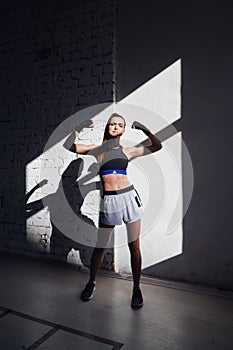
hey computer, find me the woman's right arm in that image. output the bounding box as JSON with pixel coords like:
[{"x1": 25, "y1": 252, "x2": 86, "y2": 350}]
[
  {"x1": 74, "y1": 142, "x2": 99, "y2": 155},
  {"x1": 64, "y1": 119, "x2": 99, "y2": 155},
  {"x1": 74, "y1": 119, "x2": 101, "y2": 155}
]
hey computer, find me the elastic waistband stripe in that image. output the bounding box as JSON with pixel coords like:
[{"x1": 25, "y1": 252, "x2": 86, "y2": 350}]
[
  {"x1": 103, "y1": 184, "x2": 134, "y2": 196},
  {"x1": 100, "y1": 169, "x2": 127, "y2": 175}
]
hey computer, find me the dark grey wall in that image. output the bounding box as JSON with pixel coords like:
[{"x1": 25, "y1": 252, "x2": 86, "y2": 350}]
[
  {"x1": 0, "y1": 0, "x2": 115, "y2": 268},
  {"x1": 116, "y1": 0, "x2": 233, "y2": 290}
]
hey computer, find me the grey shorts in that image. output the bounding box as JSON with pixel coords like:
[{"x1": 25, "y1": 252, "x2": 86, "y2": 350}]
[{"x1": 99, "y1": 185, "x2": 143, "y2": 227}]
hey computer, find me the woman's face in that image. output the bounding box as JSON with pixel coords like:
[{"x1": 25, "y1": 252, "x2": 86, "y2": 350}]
[{"x1": 108, "y1": 116, "x2": 125, "y2": 137}]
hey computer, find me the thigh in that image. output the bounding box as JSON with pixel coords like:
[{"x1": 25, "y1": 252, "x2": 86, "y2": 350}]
[
  {"x1": 95, "y1": 225, "x2": 115, "y2": 248},
  {"x1": 126, "y1": 219, "x2": 141, "y2": 245}
]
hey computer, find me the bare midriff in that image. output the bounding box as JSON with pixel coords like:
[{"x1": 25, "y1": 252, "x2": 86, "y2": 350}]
[{"x1": 101, "y1": 174, "x2": 132, "y2": 191}]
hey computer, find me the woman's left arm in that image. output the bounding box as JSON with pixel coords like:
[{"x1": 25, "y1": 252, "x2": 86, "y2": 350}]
[{"x1": 125, "y1": 121, "x2": 162, "y2": 159}]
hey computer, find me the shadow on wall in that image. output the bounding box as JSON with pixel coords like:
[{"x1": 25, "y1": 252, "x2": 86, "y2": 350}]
[
  {"x1": 26, "y1": 158, "x2": 113, "y2": 269},
  {"x1": 25, "y1": 159, "x2": 95, "y2": 263}
]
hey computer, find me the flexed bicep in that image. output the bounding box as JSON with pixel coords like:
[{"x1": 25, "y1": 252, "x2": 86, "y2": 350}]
[
  {"x1": 129, "y1": 121, "x2": 162, "y2": 158},
  {"x1": 74, "y1": 143, "x2": 100, "y2": 155}
]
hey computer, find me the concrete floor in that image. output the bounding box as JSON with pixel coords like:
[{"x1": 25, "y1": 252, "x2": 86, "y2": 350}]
[{"x1": 0, "y1": 253, "x2": 233, "y2": 350}]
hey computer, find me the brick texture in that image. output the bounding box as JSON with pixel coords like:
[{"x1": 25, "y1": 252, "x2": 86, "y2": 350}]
[{"x1": 0, "y1": 0, "x2": 115, "y2": 270}]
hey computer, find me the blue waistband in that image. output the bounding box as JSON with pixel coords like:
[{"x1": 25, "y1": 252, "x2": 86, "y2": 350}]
[{"x1": 100, "y1": 169, "x2": 127, "y2": 175}]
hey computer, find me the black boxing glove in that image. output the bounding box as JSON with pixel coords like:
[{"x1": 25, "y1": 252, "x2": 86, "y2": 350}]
[
  {"x1": 75, "y1": 119, "x2": 93, "y2": 132},
  {"x1": 132, "y1": 121, "x2": 151, "y2": 136}
]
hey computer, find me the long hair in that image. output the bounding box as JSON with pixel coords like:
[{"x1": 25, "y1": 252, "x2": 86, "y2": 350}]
[{"x1": 97, "y1": 113, "x2": 126, "y2": 164}]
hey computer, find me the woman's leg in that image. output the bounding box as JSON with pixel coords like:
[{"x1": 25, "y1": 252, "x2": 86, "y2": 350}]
[
  {"x1": 81, "y1": 225, "x2": 114, "y2": 301},
  {"x1": 90, "y1": 225, "x2": 115, "y2": 281},
  {"x1": 89, "y1": 225, "x2": 115, "y2": 281},
  {"x1": 126, "y1": 219, "x2": 142, "y2": 287},
  {"x1": 126, "y1": 219, "x2": 143, "y2": 308}
]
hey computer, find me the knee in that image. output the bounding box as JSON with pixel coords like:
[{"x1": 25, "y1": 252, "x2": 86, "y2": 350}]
[
  {"x1": 128, "y1": 240, "x2": 140, "y2": 254},
  {"x1": 93, "y1": 247, "x2": 105, "y2": 256}
]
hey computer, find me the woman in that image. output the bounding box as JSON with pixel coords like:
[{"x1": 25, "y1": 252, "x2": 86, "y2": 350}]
[{"x1": 71, "y1": 113, "x2": 162, "y2": 308}]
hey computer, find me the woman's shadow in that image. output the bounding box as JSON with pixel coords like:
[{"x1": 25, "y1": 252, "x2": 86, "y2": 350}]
[{"x1": 26, "y1": 158, "x2": 102, "y2": 267}]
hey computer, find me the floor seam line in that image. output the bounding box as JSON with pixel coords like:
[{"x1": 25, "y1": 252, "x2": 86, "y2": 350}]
[
  {"x1": 97, "y1": 272, "x2": 233, "y2": 299},
  {"x1": 0, "y1": 305, "x2": 124, "y2": 349},
  {"x1": 0, "y1": 309, "x2": 12, "y2": 319},
  {"x1": 25, "y1": 327, "x2": 58, "y2": 350}
]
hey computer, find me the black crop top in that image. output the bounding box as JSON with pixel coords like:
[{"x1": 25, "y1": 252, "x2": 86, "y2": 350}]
[{"x1": 99, "y1": 146, "x2": 129, "y2": 175}]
